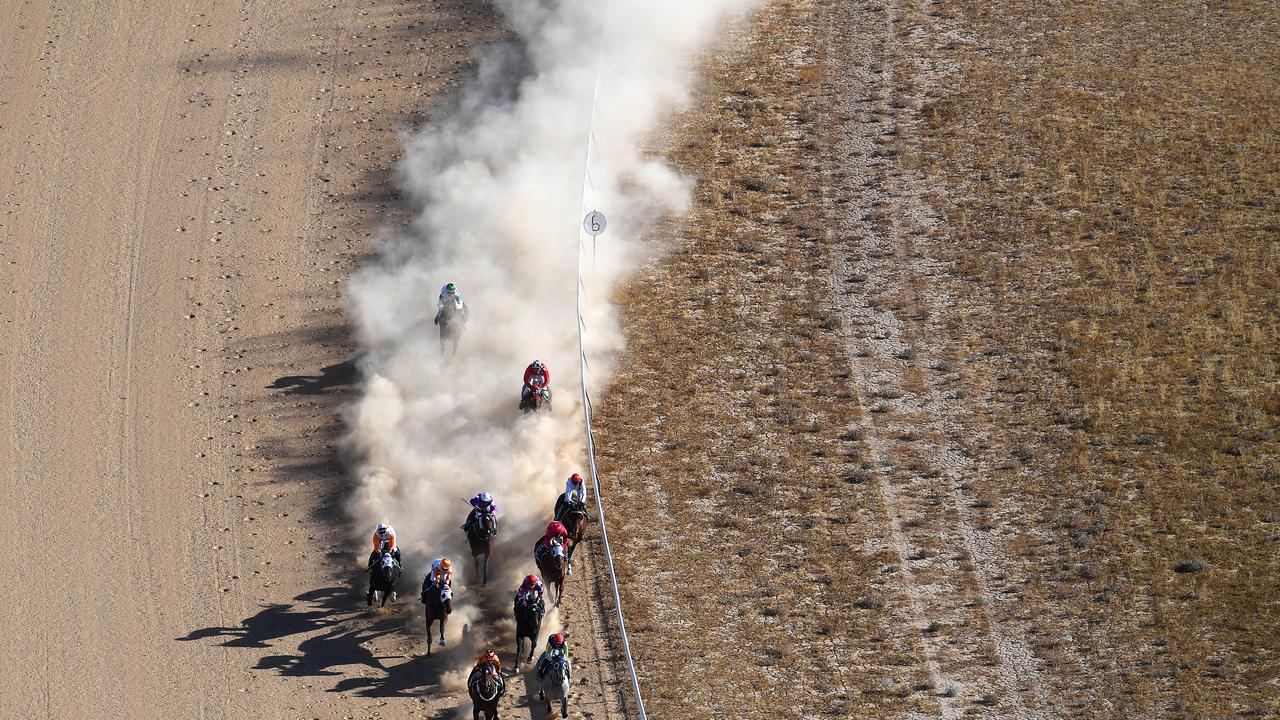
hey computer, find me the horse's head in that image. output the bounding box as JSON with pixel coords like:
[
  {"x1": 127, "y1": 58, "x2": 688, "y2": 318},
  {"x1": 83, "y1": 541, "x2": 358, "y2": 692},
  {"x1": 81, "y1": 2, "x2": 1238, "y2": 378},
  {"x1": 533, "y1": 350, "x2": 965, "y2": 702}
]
[
  {"x1": 468, "y1": 510, "x2": 496, "y2": 541},
  {"x1": 516, "y1": 595, "x2": 541, "y2": 618},
  {"x1": 469, "y1": 655, "x2": 504, "y2": 701},
  {"x1": 377, "y1": 552, "x2": 398, "y2": 579},
  {"x1": 548, "y1": 540, "x2": 568, "y2": 571}
]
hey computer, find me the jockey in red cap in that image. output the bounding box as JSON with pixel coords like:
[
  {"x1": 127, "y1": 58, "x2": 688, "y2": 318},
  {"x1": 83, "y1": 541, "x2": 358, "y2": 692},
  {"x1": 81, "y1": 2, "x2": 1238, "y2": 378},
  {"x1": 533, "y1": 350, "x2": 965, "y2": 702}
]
[
  {"x1": 517, "y1": 574, "x2": 544, "y2": 604},
  {"x1": 543, "y1": 520, "x2": 569, "y2": 550}
]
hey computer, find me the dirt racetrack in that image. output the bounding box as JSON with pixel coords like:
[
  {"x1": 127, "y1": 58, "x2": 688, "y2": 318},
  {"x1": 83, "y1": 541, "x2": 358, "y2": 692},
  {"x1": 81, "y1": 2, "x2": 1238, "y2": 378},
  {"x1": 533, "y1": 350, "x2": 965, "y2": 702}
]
[{"x1": 0, "y1": 1, "x2": 570, "y2": 717}]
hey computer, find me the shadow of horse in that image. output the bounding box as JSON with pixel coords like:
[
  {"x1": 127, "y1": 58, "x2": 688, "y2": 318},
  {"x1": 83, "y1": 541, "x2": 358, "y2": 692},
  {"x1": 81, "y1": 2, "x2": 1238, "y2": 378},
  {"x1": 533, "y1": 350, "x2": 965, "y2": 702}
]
[
  {"x1": 178, "y1": 586, "x2": 356, "y2": 649},
  {"x1": 255, "y1": 619, "x2": 399, "y2": 677},
  {"x1": 267, "y1": 358, "x2": 358, "y2": 395}
]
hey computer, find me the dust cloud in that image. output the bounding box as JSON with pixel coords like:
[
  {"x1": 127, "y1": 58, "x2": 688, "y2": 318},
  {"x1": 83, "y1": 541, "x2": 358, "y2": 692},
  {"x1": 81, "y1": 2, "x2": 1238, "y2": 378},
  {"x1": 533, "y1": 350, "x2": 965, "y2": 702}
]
[{"x1": 343, "y1": 0, "x2": 757, "y2": 652}]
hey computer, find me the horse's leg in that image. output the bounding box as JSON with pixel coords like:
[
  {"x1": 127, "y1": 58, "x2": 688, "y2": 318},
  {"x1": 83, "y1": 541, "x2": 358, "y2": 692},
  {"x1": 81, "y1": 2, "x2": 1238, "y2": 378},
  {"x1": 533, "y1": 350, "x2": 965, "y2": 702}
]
[
  {"x1": 425, "y1": 615, "x2": 433, "y2": 657},
  {"x1": 440, "y1": 615, "x2": 447, "y2": 646},
  {"x1": 482, "y1": 552, "x2": 488, "y2": 586}
]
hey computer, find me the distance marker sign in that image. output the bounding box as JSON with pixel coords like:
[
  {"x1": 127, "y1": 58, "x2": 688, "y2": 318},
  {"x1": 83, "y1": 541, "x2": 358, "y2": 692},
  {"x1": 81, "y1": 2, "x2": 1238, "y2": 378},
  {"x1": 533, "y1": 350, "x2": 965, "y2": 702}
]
[{"x1": 583, "y1": 210, "x2": 607, "y2": 237}]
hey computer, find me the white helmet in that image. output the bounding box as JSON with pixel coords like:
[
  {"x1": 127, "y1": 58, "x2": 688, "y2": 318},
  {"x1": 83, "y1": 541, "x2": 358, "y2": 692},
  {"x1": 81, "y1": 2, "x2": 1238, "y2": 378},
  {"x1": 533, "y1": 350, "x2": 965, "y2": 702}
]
[
  {"x1": 531, "y1": 360, "x2": 543, "y2": 372},
  {"x1": 376, "y1": 523, "x2": 391, "y2": 537}
]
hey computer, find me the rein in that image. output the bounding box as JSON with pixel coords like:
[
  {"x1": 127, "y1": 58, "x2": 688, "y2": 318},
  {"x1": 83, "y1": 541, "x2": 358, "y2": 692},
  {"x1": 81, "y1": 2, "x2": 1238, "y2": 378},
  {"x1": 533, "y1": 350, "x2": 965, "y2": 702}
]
[{"x1": 472, "y1": 669, "x2": 501, "y2": 702}]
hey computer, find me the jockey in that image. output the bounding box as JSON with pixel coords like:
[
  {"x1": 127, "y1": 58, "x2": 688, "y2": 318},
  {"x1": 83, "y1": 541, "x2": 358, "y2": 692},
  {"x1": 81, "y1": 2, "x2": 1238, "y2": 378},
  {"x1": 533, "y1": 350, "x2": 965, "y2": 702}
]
[
  {"x1": 515, "y1": 574, "x2": 544, "y2": 606},
  {"x1": 368, "y1": 522, "x2": 400, "y2": 568},
  {"x1": 437, "y1": 282, "x2": 463, "y2": 311},
  {"x1": 521, "y1": 360, "x2": 551, "y2": 407},
  {"x1": 523, "y1": 360, "x2": 550, "y2": 389},
  {"x1": 544, "y1": 632, "x2": 570, "y2": 657},
  {"x1": 536, "y1": 632, "x2": 572, "y2": 680},
  {"x1": 474, "y1": 648, "x2": 502, "y2": 674},
  {"x1": 434, "y1": 282, "x2": 468, "y2": 326},
  {"x1": 554, "y1": 473, "x2": 588, "y2": 520},
  {"x1": 542, "y1": 520, "x2": 569, "y2": 549},
  {"x1": 427, "y1": 557, "x2": 454, "y2": 588},
  {"x1": 461, "y1": 491, "x2": 499, "y2": 535}
]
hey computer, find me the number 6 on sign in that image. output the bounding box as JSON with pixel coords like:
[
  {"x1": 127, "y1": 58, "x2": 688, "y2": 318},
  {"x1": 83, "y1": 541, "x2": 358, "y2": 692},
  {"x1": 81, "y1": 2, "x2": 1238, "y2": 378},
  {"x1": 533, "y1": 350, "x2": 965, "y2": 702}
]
[{"x1": 583, "y1": 210, "x2": 607, "y2": 237}]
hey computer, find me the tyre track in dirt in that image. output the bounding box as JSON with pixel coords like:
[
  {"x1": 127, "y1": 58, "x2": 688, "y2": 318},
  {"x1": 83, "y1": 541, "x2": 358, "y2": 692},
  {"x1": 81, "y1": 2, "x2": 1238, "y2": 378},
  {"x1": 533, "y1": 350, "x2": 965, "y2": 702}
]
[{"x1": 818, "y1": 0, "x2": 1066, "y2": 716}]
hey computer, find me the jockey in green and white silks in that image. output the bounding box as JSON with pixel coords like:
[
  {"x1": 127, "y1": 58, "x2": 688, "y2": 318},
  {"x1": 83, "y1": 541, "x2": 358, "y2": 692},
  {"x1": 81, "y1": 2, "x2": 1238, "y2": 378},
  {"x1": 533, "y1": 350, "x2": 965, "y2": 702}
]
[{"x1": 437, "y1": 282, "x2": 464, "y2": 312}]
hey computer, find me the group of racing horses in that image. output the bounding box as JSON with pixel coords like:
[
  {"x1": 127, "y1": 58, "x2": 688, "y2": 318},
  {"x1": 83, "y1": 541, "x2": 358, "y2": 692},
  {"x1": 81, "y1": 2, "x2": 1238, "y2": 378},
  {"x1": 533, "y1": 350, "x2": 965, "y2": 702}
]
[
  {"x1": 456, "y1": 489, "x2": 591, "y2": 718},
  {"x1": 364, "y1": 300, "x2": 592, "y2": 718}
]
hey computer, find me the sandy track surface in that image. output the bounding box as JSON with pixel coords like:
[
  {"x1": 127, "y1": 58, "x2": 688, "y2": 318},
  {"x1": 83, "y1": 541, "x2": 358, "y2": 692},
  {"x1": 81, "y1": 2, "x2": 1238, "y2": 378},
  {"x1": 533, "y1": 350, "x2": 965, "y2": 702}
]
[{"x1": 0, "y1": 1, "x2": 535, "y2": 717}]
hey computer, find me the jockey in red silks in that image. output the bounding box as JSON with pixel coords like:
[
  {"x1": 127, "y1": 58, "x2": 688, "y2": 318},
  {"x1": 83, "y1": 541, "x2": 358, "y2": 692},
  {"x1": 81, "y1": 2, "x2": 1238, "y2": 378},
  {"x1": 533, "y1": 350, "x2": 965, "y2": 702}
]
[
  {"x1": 523, "y1": 360, "x2": 550, "y2": 389},
  {"x1": 542, "y1": 520, "x2": 569, "y2": 552},
  {"x1": 521, "y1": 360, "x2": 551, "y2": 409}
]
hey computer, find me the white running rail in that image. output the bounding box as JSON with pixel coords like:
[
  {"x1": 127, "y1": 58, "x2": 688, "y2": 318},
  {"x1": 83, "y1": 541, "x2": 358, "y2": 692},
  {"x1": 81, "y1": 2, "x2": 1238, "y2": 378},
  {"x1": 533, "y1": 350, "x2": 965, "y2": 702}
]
[{"x1": 574, "y1": 3, "x2": 649, "y2": 718}]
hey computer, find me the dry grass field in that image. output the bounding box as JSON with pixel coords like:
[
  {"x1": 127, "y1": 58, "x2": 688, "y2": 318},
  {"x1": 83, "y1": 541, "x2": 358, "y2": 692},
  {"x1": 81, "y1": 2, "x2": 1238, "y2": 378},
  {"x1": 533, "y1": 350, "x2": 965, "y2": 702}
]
[
  {"x1": 593, "y1": 0, "x2": 1278, "y2": 717},
  {"x1": 905, "y1": 0, "x2": 1280, "y2": 716}
]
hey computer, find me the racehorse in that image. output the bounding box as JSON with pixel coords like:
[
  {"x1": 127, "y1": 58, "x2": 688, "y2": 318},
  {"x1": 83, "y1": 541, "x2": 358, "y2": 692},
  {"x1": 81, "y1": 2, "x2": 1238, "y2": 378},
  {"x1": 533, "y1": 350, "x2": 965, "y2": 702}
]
[
  {"x1": 434, "y1": 298, "x2": 466, "y2": 358},
  {"x1": 366, "y1": 551, "x2": 401, "y2": 607},
  {"x1": 555, "y1": 500, "x2": 589, "y2": 575},
  {"x1": 467, "y1": 658, "x2": 505, "y2": 720},
  {"x1": 464, "y1": 509, "x2": 497, "y2": 586},
  {"x1": 537, "y1": 653, "x2": 571, "y2": 718},
  {"x1": 520, "y1": 380, "x2": 551, "y2": 414},
  {"x1": 534, "y1": 538, "x2": 568, "y2": 606},
  {"x1": 513, "y1": 595, "x2": 544, "y2": 673},
  {"x1": 420, "y1": 581, "x2": 452, "y2": 656}
]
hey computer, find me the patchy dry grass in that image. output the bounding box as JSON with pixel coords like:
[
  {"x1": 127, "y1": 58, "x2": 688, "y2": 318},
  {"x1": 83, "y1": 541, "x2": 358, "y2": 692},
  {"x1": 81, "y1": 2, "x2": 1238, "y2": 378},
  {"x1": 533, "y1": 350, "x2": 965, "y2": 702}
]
[
  {"x1": 593, "y1": 1, "x2": 941, "y2": 717},
  {"x1": 904, "y1": 0, "x2": 1280, "y2": 715},
  {"x1": 594, "y1": 0, "x2": 1277, "y2": 716}
]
